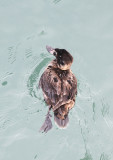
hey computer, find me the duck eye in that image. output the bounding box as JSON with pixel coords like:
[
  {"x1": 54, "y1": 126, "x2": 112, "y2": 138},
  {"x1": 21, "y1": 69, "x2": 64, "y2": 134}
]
[
  {"x1": 61, "y1": 61, "x2": 65, "y2": 65},
  {"x1": 53, "y1": 52, "x2": 57, "y2": 56}
]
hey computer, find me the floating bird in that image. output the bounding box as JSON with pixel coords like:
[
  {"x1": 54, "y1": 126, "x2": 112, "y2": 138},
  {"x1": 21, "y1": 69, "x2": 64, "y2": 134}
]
[{"x1": 39, "y1": 46, "x2": 77, "y2": 132}]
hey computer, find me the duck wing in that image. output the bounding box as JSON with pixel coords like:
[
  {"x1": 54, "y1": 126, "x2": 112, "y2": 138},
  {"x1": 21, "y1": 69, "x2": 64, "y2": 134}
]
[
  {"x1": 39, "y1": 67, "x2": 77, "y2": 110},
  {"x1": 39, "y1": 67, "x2": 62, "y2": 105},
  {"x1": 53, "y1": 73, "x2": 77, "y2": 111},
  {"x1": 65, "y1": 73, "x2": 77, "y2": 100}
]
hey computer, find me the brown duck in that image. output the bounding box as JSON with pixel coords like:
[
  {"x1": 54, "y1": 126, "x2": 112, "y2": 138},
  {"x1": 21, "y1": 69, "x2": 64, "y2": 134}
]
[{"x1": 39, "y1": 46, "x2": 77, "y2": 132}]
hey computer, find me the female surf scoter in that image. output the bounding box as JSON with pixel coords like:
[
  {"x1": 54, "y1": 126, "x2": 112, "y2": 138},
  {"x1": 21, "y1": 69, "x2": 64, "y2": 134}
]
[{"x1": 39, "y1": 46, "x2": 77, "y2": 132}]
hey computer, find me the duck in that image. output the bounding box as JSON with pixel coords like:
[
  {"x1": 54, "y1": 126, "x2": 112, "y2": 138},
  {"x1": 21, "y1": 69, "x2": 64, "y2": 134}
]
[{"x1": 39, "y1": 46, "x2": 77, "y2": 133}]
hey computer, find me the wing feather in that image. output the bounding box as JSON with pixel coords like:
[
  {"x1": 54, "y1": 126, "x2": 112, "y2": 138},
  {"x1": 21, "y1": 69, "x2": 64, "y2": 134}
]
[
  {"x1": 39, "y1": 67, "x2": 77, "y2": 110},
  {"x1": 39, "y1": 67, "x2": 61, "y2": 105}
]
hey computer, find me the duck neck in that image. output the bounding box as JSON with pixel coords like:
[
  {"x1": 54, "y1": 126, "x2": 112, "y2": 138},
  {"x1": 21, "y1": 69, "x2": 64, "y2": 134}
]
[{"x1": 51, "y1": 59, "x2": 71, "y2": 71}]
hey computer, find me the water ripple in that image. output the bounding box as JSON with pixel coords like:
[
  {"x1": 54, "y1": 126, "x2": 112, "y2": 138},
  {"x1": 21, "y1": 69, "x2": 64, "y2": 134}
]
[
  {"x1": 53, "y1": 0, "x2": 62, "y2": 4},
  {"x1": 27, "y1": 56, "x2": 51, "y2": 98}
]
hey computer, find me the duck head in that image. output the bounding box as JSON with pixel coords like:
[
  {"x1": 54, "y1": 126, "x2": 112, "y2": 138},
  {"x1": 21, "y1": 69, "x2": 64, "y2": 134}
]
[{"x1": 46, "y1": 45, "x2": 73, "y2": 70}]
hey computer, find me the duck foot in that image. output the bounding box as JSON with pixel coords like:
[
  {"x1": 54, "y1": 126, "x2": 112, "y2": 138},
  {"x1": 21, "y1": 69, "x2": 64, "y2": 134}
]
[{"x1": 39, "y1": 112, "x2": 52, "y2": 133}]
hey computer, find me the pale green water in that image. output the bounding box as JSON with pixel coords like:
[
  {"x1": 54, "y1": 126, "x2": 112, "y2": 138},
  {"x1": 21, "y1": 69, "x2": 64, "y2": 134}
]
[{"x1": 0, "y1": 0, "x2": 113, "y2": 160}]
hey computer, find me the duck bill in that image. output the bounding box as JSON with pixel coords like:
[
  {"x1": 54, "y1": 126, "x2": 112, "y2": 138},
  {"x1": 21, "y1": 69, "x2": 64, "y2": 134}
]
[{"x1": 46, "y1": 45, "x2": 55, "y2": 55}]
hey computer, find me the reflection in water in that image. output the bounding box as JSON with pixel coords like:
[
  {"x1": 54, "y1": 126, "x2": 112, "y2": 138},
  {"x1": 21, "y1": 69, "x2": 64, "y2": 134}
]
[{"x1": 27, "y1": 57, "x2": 51, "y2": 98}]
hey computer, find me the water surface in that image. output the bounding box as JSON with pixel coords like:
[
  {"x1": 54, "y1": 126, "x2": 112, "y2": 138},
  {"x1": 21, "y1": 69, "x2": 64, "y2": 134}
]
[{"x1": 0, "y1": 0, "x2": 113, "y2": 160}]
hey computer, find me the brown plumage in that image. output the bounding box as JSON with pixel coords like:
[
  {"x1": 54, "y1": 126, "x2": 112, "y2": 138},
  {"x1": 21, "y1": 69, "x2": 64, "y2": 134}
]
[{"x1": 39, "y1": 46, "x2": 77, "y2": 132}]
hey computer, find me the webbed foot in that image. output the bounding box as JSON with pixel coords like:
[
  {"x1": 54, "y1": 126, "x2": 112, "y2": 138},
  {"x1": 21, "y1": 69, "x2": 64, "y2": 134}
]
[{"x1": 39, "y1": 113, "x2": 52, "y2": 133}]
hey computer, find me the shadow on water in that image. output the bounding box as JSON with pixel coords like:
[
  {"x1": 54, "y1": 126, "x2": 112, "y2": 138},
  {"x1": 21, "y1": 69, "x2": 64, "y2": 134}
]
[{"x1": 27, "y1": 57, "x2": 51, "y2": 98}]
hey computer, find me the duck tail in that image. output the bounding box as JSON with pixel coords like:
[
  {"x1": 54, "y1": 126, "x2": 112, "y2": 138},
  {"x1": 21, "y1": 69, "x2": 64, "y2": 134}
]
[
  {"x1": 54, "y1": 114, "x2": 69, "y2": 128},
  {"x1": 54, "y1": 105, "x2": 69, "y2": 128}
]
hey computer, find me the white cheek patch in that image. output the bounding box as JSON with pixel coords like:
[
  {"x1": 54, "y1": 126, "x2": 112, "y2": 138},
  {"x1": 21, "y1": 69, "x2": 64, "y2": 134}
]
[{"x1": 50, "y1": 50, "x2": 57, "y2": 55}]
